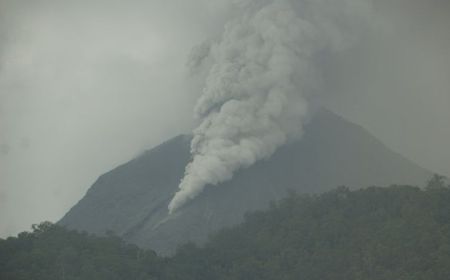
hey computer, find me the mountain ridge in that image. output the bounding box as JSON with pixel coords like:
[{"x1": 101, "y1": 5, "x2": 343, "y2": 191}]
[{"x1": 59, "y1": 110, "x2": 431, "y2": 255}]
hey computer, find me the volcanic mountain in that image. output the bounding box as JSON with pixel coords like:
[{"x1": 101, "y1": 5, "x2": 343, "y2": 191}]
[{"x1": 59, "y1": 110, "x2": 430, "y2": 255}]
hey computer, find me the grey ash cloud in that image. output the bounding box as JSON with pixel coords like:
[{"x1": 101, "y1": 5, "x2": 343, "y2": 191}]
[{"x1": 1, "y1": 0, "x2": 449, "y2": 236}]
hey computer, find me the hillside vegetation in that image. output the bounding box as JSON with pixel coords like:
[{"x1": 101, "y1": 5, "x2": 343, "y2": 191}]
[{"x1": 1, "y1": 177, "x2": 450, "y2": 280}]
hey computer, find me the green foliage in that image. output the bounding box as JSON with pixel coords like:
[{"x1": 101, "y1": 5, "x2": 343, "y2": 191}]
[
  {"x1": 1, "y1": 181, "x2": 450, "y2": 279},
  {"x1": 164, "y1": 184, "x2": 450, "y2": 280},
  {"x1": 0, "y1": 223, "x2": 162, "y2": 280}
]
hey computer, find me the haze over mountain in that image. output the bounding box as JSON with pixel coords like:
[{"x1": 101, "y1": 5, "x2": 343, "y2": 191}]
[
  {"x1": 60, "y1": 110, "x2": 430, "y2": 255},
  {"x1": 1, "y1": 0, "x2": 450, "y2": 238}
]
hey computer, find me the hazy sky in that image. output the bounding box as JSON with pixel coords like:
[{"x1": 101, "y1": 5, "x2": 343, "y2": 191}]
[{"x1": 1, "y1": 0, "x2": 449, "y2": 237}]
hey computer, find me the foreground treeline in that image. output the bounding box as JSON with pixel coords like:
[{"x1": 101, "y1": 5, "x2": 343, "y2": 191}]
[
  {"x1": 1, "y1": 177, "x2": 450, "y2": 280},
  {"x1": 0, "y1": 222, "x2": 162, "y2": 280}
]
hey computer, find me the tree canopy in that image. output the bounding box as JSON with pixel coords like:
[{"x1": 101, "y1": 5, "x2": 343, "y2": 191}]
[{"x1": 1, "y1": 181, "x2": 450, "y2": 280}]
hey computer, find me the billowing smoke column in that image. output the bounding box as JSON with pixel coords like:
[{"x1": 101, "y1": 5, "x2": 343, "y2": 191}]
[{"x1": 168, "y1": 0, "x2": 372, "y2": 213}]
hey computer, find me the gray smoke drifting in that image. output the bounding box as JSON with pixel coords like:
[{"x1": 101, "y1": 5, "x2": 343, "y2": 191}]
[
  {"x1": 0, "y1": 0, "x2": 228, "y2": 237},
  {"x1": 1, "y1": 0, "x2": 449, "y2": 236},
  {"x1": 169, "y1": 0, "x2": 372, "y2": 213}
]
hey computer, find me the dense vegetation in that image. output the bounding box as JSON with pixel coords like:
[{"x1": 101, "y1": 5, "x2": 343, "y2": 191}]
[
  {"x1": 1, "y1": 176, "x2": 450, "y2": 280},
  {"x1": 0, "y1": 222, "x2": 163, "y2": 280}
]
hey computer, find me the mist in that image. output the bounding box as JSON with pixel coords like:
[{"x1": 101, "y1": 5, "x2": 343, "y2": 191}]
[
  {"x1": 0, "y1": 0, "x2": 221, "y2": 237},
  {"x1": 1, "y1": 0, "x2": 450, "y2": 236},
  {"x1": 169, "y1": 0, "x2": 373, "y2": 213},
  {"x1": 324, "y1": 0, "x2": 450, "y2": 177}
]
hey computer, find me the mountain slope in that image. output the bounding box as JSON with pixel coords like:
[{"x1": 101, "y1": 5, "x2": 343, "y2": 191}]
[
  {"x1": 59, "y1": 110, "x2": 431, "y2": 254},
  {"x1": 5, "y1": 186, "x2": 450, "y2": 280},
  {"x1": 166, "y1": 185, "x2": 450, "y2": 280}
]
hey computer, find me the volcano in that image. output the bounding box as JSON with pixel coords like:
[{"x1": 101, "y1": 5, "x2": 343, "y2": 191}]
[{"x1": 59, "y1": 110, "x2": 430, "y2": 255}]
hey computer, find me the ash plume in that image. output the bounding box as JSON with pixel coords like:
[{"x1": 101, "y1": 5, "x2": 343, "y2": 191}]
[{"x1": 168, "y1": 0, "x2": 372, "y2": 213}]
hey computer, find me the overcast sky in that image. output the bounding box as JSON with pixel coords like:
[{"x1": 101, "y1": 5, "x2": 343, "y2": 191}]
[{"x1": 1, "y1": 0, "x2": 449, "y2": 237}]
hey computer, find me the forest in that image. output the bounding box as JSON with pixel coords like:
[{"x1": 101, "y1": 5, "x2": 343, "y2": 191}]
[{"x1": 1, "y1": 176, "x2": 450, "y2": 280}]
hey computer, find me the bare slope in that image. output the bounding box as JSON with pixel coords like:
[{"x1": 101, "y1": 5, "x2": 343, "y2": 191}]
[{"x1": 59, "y1": 110, "x2": 430, "y2": 255}]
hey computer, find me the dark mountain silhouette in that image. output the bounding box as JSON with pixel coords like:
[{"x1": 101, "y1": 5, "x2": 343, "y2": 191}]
[{"x1": 59, "y1": 110, "x2": 430, "y2": 255}]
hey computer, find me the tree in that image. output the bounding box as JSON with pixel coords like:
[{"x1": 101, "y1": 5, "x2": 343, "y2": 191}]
[{"x1": 426, "y1": 174, "x2": 448, "y2": 190}]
